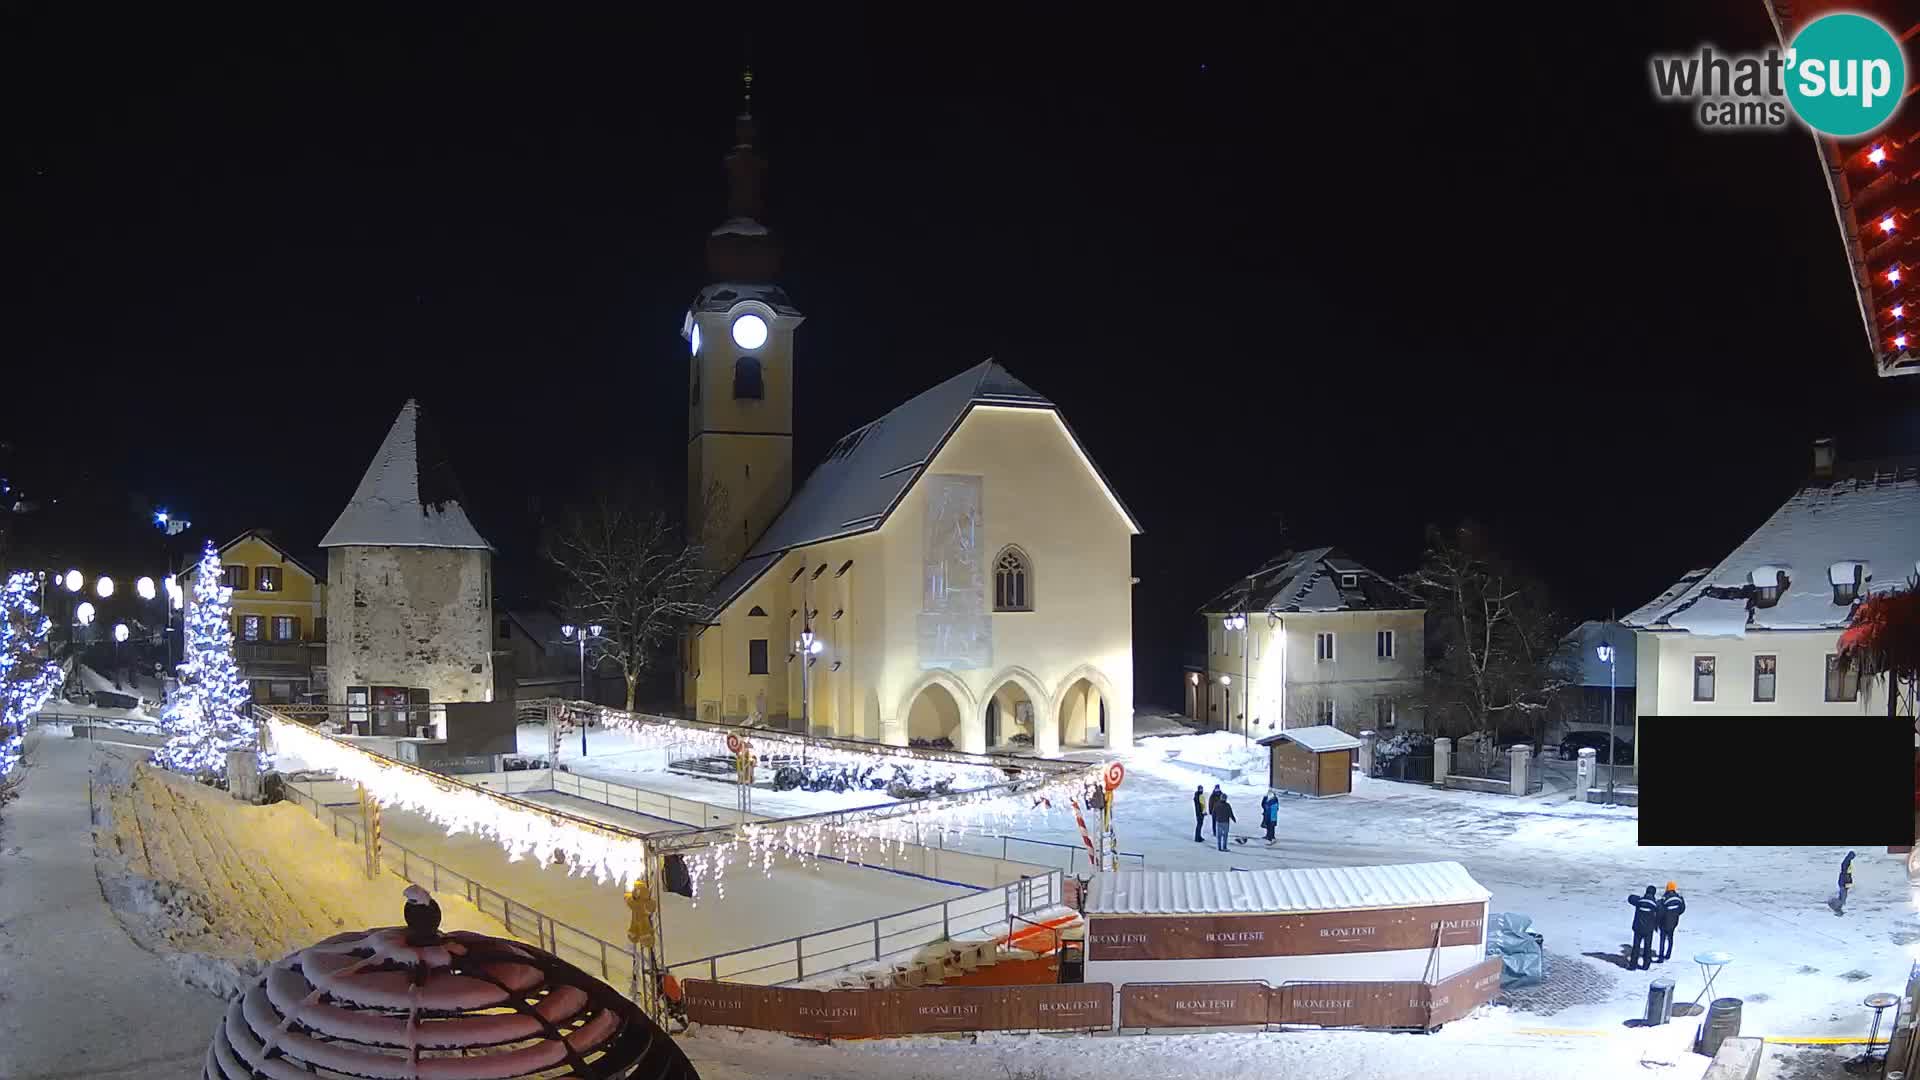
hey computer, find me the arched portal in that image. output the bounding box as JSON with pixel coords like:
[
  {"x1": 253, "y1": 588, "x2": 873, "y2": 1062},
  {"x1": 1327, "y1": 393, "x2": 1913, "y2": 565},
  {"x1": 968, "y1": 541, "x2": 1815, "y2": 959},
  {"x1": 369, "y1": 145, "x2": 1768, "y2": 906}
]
[
  {"x1": 1057, "y1": 676, "x2": 1108, "y2": 749},
  {"x1": 982, "y1": 679, "x2": 1039, "y2": 750},
  {"x1": 906, "y1": 683, "x2": 965, "y2": 748}
]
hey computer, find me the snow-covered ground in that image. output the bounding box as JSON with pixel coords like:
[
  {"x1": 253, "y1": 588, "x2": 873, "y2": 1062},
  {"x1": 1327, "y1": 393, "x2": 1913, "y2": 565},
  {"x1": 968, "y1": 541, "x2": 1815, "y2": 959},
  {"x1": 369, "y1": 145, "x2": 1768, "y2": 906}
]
[
  {"x1": 679, "y1": 1005, "x2": 1712, "y2": 1080},
  {"x1": 919, "y1": 731, "x2": 1909, "y2": 1041}
]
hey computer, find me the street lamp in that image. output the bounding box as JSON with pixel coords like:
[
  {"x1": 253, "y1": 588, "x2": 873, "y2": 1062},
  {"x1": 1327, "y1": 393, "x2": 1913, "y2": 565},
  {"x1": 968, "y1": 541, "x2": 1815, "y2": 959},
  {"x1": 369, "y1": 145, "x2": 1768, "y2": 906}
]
[
  {"x1": 63, "y1": 570, "x2": 83, "y2": 593},
  {"x1": 794, "y1": 626, "x2": 824, "y2": 760},
  {"x1": 76, "y1": 601, "x2": 95, "y2": 626},
  {"x1": 1225, "y1": 612, "x2": 1250, "y2": 743},
  {"x1": 95, "y1": 575, "x2": 114, "y2": 599},
  {"x1": 559, "y1": 623, "x2": 603, "y2": 756},
  {"x1": 1595, "y1": 641, "x2": 1618, "y2": 806},
  {"x1": 136, "y1": 576, "x2": 156, "y2": 600}
]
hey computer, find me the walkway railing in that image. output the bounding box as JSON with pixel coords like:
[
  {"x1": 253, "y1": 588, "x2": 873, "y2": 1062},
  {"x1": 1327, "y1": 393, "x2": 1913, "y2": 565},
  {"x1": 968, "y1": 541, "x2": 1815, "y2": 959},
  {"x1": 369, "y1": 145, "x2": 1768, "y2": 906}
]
[
  {"x1": 278, "y1": 781, "x2": 642, "y2": 992},
  {"x1": 1000, "y1": 834, "x2": 1146, "y2": 874},
  {"x1": 549, "y1": 769, "x2": 762, "y2": 829}
]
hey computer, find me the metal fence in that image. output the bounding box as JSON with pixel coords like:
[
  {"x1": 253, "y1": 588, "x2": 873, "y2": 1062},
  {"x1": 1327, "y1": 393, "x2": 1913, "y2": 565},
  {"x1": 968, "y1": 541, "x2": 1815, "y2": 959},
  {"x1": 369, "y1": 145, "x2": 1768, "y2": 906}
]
[
  {"x1": 1447, "y1": 748, "x2": 1546, "y2": 793},
  {"x1": 1001, "y1": 834, "x2": 1146, "y2": 875},
  {"x1": 1371, "y1": 753, "x2": 1434, "y2": 784},
  {"x1": 278, "y1": 781, "x2": 641, "y2": 993},
  {"x1": 549, "y1": 769, "x2": 761, "y2": 828},
  {"x1": 664, "y1": 871, "x2": 1059, "y2": 986}
]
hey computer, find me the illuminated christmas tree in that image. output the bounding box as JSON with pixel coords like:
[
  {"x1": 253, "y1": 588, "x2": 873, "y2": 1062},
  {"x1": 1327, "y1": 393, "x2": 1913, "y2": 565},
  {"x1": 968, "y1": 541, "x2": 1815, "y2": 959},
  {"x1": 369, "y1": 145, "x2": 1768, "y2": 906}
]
[
  {"x1": 157, "y1": 541, "x2": 260, "y2": 779},
  {"x1": 1, "y1": 570, "x2": 64, "y2": 779}
]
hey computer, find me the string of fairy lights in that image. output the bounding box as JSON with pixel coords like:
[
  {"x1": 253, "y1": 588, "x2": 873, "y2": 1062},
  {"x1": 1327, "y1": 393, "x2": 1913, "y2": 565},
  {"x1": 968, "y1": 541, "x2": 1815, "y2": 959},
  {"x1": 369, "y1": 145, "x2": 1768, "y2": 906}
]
[{"x1": 268, "y1": 707, "x2": 1102, "y2": 902}]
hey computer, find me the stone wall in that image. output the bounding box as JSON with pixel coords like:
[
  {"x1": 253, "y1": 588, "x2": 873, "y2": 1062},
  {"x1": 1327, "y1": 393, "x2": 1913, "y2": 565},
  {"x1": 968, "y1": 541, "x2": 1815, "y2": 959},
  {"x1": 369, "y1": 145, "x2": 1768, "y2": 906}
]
[{"x1": 326, "y1": 546, "x2": 493, "y2": 705}]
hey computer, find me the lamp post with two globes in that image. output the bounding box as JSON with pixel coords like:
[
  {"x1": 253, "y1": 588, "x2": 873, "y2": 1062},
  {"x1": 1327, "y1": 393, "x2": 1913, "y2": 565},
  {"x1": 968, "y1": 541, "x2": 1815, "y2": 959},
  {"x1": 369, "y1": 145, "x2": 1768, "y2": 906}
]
[{"x1": 559, "y1": 623, "x2": 602, "y2": 757}]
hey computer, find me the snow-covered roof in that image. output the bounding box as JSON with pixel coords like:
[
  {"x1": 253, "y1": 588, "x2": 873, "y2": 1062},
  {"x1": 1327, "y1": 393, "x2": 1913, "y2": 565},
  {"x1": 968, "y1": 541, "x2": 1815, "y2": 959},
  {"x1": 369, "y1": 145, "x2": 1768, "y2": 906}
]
[
  {"x1": 1085, "y1": 861, "x2": 1489, "y2": 916},
  {"x1": 319, "y1": 400, "x2": 493, "y2": 551},
  {"x1": 693, "y1": 281, "x2": 802, "y2": 317},
  {"x1": 1558, "y1": 621, "x2": 1637, "y2": 687},
  {"x1": 710, "y1": 217, "x2": 769, "y2": 237},
  {"x1": 700, "y1": 360, "x2": 1141, "y2": 616},
  {"x1": 1200, "y1": 547, "x2": 1420, "y2": 615},
  {"x1": 178, "y1": 530, "x2": 326, "y2": 585},
  {"x1": 1257, "y1": 723, "x2": 1362, "y2": 753},
  {"x1": 1623, "y1": 458, "x2": 1920, "y2": 636}
]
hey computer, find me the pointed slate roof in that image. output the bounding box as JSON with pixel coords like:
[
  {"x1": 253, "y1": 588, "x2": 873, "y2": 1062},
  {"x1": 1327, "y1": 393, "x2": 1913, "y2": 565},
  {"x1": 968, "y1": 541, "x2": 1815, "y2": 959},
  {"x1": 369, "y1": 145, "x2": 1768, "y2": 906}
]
[
  {"x1": 701, "y1": 360, "x2": 1140, "y2": 616},
  {"x1": 320, "y1": 400, "x2": 493, "y2": 550}
]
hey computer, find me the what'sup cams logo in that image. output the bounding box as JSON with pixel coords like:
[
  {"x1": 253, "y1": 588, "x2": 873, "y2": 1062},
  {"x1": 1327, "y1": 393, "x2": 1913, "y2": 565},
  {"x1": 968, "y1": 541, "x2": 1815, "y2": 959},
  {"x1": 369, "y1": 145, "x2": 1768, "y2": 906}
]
[{"x1": 1651, "y1": 12, "x2": 1906, "y2": 135}]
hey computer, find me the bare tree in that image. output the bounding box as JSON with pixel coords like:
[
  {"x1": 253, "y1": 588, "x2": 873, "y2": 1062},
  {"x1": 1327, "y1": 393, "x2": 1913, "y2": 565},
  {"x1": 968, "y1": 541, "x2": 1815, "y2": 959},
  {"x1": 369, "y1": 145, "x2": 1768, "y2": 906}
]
[
  {"x1": 544, "y1": 478, "x2": 723, "y2": 712},
  {"x1": 1403, "y1": 521, "x2": 1576, "y2": 753}
]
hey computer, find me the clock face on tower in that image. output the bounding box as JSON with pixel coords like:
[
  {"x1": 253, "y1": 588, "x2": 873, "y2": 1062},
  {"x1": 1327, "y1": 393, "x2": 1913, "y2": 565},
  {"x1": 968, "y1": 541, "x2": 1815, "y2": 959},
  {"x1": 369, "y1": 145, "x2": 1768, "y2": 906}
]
[{"x1": 731, "y1": 313, "x2": 768, "y2": 351}]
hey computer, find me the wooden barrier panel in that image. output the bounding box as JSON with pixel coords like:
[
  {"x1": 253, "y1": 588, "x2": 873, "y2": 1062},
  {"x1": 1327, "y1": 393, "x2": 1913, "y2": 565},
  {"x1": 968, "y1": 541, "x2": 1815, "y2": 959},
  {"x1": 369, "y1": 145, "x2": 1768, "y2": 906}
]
[
  {"x1": 1427, "y1": 956, "x2": 1504, "y2": 1026},
  {"x1": 1119, "y1": 982, "x2": 1270, "y2": 1029},
  {"x1": 1270, "y1": 979, "x2": 1430, "y2": 1030},
  {"x1": 1087, "y1": 903, "x2": 1486, "y2": 961},
  {"x1": 684, "y1": 980, "x2": 1114, "y2": 1037}
]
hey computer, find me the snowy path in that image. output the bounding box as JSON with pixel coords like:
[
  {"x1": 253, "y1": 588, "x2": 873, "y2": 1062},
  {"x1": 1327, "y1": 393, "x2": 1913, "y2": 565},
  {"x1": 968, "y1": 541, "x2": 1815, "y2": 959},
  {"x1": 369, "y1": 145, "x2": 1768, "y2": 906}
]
[{"x1": 0, "y1": 731, "x2": 224, "y2": 1080}]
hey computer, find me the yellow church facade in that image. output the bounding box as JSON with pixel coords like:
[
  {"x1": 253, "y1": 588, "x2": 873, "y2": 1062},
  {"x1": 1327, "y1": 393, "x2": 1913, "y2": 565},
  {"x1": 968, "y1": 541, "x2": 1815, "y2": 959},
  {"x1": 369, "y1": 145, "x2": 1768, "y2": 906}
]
[{"x1": 677, "y1": 92, "x2": 1139, "y2": 757}]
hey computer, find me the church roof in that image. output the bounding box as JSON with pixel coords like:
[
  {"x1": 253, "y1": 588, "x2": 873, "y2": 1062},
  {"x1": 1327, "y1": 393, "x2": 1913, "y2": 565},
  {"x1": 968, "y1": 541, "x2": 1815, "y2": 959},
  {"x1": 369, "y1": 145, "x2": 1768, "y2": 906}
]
[
  {"x1": 701, "y1": 360, "x2": 1139, "y2": 617},
  {"x1": 320, "y1": 399, "x2": 493, "y2": 551}
]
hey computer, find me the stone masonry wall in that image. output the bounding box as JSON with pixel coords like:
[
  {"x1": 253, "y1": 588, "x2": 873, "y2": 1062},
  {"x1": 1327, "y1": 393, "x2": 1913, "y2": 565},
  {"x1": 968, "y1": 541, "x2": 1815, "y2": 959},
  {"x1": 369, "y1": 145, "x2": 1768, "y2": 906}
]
[{"x1": 326, "y1": 546, "x2": 493, "y2": 704}]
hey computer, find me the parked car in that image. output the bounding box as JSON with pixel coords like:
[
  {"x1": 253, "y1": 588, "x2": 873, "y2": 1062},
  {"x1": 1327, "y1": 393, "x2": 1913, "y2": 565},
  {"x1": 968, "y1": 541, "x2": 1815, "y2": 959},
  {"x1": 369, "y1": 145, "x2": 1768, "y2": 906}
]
[{"x1": 1559, "y1": 730, "x2": 1633, "y2": 763}]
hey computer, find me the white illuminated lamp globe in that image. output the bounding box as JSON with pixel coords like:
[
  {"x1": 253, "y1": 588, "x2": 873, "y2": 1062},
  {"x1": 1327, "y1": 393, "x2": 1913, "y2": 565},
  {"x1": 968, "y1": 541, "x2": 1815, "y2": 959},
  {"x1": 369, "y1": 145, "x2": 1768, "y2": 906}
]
[
  {"x1": 690, "y1": 323, "x2": 702, "y2": 356},
  {"x1": 730, "y1": 312, "x2": 769, "y2": 350},
  {"x1": 95, "y1": 575, "x2": 115, "y2": 599},
  {"x1": 560, "y1": 624, "x2": 575, "y2": 640},
  {"x1": 76, "y1": 601, "x2": 95, "y2": 626},
  {"x1": 63, "y1": 570, "x2": 83, "y2": 593},
  {"x1": 136, "y1": 576, "x2": 156, "y2": 600},
  {"x1": 114, "y1": 623, "x2": 129, "y2": 643}
]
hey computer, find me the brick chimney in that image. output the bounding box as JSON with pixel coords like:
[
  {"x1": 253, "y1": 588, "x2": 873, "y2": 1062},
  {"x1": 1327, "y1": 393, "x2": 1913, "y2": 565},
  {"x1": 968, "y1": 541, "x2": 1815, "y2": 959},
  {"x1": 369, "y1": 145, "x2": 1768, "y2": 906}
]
[{"x1": 1812, "y1": 437, "x2": 1836, "y2": 481}]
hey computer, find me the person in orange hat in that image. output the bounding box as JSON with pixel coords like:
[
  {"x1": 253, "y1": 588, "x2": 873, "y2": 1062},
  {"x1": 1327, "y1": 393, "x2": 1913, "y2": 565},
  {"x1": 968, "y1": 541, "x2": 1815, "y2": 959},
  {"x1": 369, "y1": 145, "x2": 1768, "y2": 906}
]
[{"x1": 1656, "y1": 881, "x2": 1686, "y2": 963}]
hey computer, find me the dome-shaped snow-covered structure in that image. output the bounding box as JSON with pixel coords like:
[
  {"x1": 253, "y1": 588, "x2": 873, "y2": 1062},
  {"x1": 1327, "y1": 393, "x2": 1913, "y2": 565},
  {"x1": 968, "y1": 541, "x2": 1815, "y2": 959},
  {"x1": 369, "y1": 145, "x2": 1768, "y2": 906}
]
[{"x1": 204, "y1": 888, "x2": 697, "y2": 1079}]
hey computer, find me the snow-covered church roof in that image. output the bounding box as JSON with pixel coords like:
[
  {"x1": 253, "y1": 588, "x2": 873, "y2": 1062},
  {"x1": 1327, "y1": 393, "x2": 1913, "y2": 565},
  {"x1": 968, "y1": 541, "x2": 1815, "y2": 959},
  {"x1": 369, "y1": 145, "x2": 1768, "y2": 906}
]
[
  {"x1": 319, "y1": 400, "x2": 493, "y2": 551},
  {"x1": 1198, "y1": 547, "x2": 1420, "y2": 615},
  {"x1": 702, "y1": 360, "x2": 1140, "y2": 615},
  {"x1": 1623, "y1": 457, "x2": 1920, "y2": 636}
]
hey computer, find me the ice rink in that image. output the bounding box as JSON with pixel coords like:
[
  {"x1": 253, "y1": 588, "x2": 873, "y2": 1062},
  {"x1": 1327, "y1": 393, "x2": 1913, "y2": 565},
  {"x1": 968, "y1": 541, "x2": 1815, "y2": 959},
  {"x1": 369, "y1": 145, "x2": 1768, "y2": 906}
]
[{"x1": 291, "y1": 776, "x2": 977, "y2": 979}]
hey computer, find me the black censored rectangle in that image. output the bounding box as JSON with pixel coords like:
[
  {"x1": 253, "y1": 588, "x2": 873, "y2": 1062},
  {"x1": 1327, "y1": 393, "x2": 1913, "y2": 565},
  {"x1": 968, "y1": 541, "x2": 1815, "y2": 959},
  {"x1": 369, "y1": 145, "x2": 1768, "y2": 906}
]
[{"x1": 1636, "y1": 716, "x2": 1914, "y2": 847}]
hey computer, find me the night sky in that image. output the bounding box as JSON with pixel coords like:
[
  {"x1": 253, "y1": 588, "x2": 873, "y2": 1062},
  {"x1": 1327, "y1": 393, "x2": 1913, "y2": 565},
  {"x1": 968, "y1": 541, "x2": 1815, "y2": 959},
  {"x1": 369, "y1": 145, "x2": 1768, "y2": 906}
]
[{"x1": 8, "y1": 4, "x2": 1920, "y2": 708}]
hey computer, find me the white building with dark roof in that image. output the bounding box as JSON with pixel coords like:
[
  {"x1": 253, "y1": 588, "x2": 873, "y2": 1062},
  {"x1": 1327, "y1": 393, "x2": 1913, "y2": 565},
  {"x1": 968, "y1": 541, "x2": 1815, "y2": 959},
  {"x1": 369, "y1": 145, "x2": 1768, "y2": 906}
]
[
  {"x1": 1623, "y1": 440, "x2": 1920, "y2": 737},
  {"x1": 321, "y1": 399, "x2": 496, "y2": 733},
  {"x1": 679, "y1": 95, "x2": 1140, "y2": 756},
  {"x1": 1193, "y1": 547, "x2": 1426, "y2": 738}
]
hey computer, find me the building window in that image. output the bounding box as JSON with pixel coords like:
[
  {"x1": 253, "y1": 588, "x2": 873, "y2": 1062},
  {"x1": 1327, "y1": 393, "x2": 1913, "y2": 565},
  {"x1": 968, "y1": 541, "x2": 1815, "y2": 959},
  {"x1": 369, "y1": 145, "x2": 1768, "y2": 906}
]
[
  {"x1": 1692, "y1": 656, "x2": 1716, "y2": 701},
  {"x1": 733, "y1": 356, "x2": 764, "y2": 399},
  {"x1": 272, "y1": 616, "x2": 298, "y2": 642},
  {"x1": 223, "y1": 564, "x2": 248, "y2": 590},
  {"x1": 1753, "y1": 655, "x2": 1777, "y2": 703},
  {"x1": 993, "y1": 546, "x2": 1032, "y2": 611},
  {"x1": 1210, "y1": 624, "x2": 1221, "y2": 655},
  {"x1": 1316, "y1": 632, "x2": 1335, "y2": 662},
  {"x1": 1375, "y1": 698, "x2": 1396, "y2": 728},
  {"x1": 1317, "y1": 699, "x2": 1337, "y2": 725},
  {"x1": 748, "y1": 639, "x2": 769, "y2": 676},
  {"x1": 314, "y1": 617, "x2": 326, "y2": 640},
  {"x1": 255, "y1": 566, "x2": 281, "y2": 592},
  {"x1": 747, "y1": 605, "x2": 768, "y2": 617},
  {"x1": 1376, "y1": 629, "x2": 1395, "y2": 659},
  {"x1": 1340, "y1": 573, "x2": 1358, "y2": 588},
  {"x1": 239, "y1": 614, "x2": 264, "y2": 642},
  {"x1": 499, "y1": 618, "x2": 511, "y2": 639},
  {"x1": 1825, "y1": 654, "x2": 1860, "y2": 702}
]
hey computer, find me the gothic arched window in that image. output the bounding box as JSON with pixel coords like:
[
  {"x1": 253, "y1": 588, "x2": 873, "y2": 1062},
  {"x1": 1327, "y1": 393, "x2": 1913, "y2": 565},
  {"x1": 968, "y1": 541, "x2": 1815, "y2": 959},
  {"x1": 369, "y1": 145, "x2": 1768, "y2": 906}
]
[
  {"x1": 993, "y1": 546, "x2": 1033, "y2": 612},
  {"x1": 733, "y1": 356, "x2": 764, "y2": 400}
]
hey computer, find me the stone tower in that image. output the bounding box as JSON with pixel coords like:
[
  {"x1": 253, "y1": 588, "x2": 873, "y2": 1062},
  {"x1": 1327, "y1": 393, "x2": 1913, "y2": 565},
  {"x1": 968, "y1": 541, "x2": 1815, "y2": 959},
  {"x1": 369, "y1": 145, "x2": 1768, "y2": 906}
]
[
  {"x1": 685, "y1": 69, "x2": 805, "y2": 570},
  {"x1": 321, "y1": 400, "x2": 494, "y2": 731}
]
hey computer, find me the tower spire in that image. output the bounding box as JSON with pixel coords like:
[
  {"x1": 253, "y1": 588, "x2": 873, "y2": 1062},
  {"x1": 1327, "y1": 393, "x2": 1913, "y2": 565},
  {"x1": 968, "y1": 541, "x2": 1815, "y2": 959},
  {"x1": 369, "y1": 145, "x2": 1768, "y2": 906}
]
[{"x1": 708, "y1": 63, "x2": 778, "y2": 280}]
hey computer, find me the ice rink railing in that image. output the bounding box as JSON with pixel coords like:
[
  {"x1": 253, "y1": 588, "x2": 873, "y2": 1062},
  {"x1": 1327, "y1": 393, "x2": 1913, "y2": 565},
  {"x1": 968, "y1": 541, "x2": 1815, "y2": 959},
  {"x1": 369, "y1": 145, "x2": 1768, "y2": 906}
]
[{"x1": 664, "y1": 869, "x2": 1060, "y2": 986}]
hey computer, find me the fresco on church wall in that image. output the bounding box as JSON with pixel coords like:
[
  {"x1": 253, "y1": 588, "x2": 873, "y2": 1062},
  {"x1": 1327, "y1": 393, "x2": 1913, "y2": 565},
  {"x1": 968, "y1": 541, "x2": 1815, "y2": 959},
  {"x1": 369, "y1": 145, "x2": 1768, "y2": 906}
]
[{"x1": 917, "y1": 474, "x2": 991, "y2": 670}]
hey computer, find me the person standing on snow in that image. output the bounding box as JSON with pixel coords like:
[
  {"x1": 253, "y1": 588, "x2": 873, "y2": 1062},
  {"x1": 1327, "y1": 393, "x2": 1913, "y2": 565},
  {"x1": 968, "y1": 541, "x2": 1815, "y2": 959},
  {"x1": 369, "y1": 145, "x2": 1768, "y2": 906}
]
[
  {"x1": 1831, "y1": 851, "x2": 1856, "y2": 914},
  {"x1": 1260, "y1": 790, "x2": 1279, "y2": 844},
  {"x1": 1193, "y1": 786, "x2": 1207, "y2": 843},
  {"x1": 1627, "y1": 885, "x2": 1659, "y2": 970},
  {"x1": 1211, "y1": 793, "x2": 1236, "y2": 851},
  {"x1": 1656, "y1": 882, "x2": 1685, "y2": 963}
]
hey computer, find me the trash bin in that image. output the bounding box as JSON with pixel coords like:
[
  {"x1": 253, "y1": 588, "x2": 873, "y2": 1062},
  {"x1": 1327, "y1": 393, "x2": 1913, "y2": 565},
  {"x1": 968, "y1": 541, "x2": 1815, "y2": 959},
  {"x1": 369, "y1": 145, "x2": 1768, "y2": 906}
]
[
  {"x1": 1697, "y1": 997, "x2": 1743, "y2": 1057},
  {"x1": 1645, "y1": 978, "x2": 1675, "y2": 1025}
]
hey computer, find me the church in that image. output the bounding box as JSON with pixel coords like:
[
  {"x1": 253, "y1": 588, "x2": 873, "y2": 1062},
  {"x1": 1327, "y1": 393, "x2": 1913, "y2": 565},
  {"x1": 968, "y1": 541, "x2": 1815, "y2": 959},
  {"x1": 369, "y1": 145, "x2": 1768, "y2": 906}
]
[{"x1": 680, "y1": 84, "x2": 1140, "y2": 757}]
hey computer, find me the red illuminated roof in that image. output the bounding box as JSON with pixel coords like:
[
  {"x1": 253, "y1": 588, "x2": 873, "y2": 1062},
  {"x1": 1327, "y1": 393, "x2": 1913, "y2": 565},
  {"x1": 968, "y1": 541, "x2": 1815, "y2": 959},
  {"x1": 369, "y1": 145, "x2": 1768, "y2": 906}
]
[{"x1": 1764, "y1": 1, "x2": 1920, "y2": 376}]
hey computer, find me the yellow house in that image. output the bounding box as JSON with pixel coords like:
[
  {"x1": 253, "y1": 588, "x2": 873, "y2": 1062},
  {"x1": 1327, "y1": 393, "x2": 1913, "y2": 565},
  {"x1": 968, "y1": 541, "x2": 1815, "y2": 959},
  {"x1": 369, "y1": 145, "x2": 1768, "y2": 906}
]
[
  {"x1": 176, "y1": 530, "x2": 327, "y2": 704},
  {"x1": 678, "y1": 98, "x2": 1141, "y2": 756}
]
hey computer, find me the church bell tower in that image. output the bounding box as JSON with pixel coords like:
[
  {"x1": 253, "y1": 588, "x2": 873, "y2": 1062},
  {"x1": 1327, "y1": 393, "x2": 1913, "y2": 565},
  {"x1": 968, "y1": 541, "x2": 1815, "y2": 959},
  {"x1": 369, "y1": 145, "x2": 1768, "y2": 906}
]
[{"x1": 686, "y1": 68, "x2": 803, "y2": 570}]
